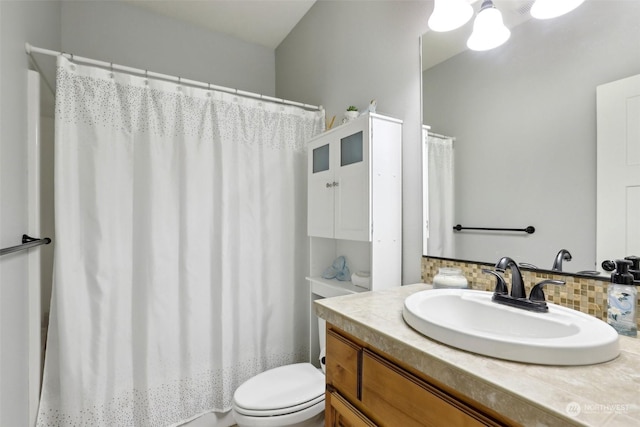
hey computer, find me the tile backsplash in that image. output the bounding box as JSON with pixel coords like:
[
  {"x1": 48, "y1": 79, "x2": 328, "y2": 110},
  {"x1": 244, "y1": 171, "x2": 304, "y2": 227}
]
[{"x1": 422, "y1": 256, "x2": 640, "y2": 333}]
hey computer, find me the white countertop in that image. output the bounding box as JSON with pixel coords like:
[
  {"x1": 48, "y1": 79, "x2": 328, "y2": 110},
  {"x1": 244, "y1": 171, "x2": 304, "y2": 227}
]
[{"x1": 314, "y1": 283, "x2": 640, "y2": 427}]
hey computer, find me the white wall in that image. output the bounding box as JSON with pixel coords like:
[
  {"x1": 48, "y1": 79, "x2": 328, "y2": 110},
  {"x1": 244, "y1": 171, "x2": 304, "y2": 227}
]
[
  {"x1": 0, "y1": 2, "x2": 61, "y2": 425},
  {"x1": 61, "y1": 1, "x2": 276, "y2": 96},
  {"x1": 276, "y1": 0, "x2": 428, "y2": 284},
  {"x1": 423, "y1": 1, "x2": 640, "y2": 271},
  {"x1": 1, "y1": 5, "x2": 3, "y2": 420}
]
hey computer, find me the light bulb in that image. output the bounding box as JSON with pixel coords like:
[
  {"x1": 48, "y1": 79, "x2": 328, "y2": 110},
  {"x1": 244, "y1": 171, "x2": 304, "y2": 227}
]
[
  {"x1": 531, "y1": 0, "x2": 585, "y2": 20},
  {"x1": 428, "y1": 0, "x2": 474, "y2": 32},
  {"x1": 467, "y1": 1, "x2": 510, "y2": 51}
]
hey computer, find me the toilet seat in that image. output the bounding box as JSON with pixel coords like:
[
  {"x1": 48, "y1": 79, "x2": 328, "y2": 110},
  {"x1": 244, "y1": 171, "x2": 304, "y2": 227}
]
[
  {"x1": 234, "y1": 393, "x2": 324, "y2": 417},
  {"x1": 233, "y1": 362, "x2": 325, "y2": 417},
  {"x1": 232, "y1": 399, "x2": 324, "y2": 427}
]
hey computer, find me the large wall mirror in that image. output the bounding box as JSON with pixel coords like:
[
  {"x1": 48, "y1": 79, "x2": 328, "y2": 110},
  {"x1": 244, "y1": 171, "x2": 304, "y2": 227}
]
[{"x1": 422, "y1": 0, "x2": 640, "y2": 275}]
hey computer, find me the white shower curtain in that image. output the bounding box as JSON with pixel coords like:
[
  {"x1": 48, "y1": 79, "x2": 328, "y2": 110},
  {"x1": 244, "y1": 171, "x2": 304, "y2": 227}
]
[
  {"x1": 37, "y1": 56, "x2": 324, "y2": 426},
  {"x1": 426, "y1": 133, "x2": 454, "y2": 257}
]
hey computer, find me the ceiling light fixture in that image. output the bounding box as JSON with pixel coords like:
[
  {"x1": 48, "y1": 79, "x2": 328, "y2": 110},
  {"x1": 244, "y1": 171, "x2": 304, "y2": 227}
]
[
  {"x1": 530, "y1": 0, "x2": 585, "y2": 20},
  {"x1": 467, "y1": 0, "x2": 511, "y2": 51},
  {"x1": 428, "y1": 0, "x2": 474, "y2": 32}
]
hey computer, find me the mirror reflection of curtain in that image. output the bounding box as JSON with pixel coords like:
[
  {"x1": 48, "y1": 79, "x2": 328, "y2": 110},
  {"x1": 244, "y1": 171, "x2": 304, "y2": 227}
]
[{"x1": 426, "y1": 132, "x2": 454, "y2": 257}]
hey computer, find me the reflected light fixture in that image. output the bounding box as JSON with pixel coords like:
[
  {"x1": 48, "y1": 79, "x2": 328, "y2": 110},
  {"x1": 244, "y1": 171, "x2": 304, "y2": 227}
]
[
  {"x1": 530, "y1": 0, "x2": 585, "y2": 20},
  {"x1": 466, "y1": 0, "x2": 510, "y2": 51},
  {"x1": 428, "y1": 0, "x2": 474, "y2": 32}
]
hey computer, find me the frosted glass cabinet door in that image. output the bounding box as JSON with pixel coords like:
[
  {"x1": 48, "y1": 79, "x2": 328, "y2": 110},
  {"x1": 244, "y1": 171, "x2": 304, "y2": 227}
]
[
  {"x1": 335, "y1": 130, "x2": 370, "y2": 241},
  {"x1": 307, "y1": 118, "x2": 372, "y2": 241},
  {"x1": 308, "y1": 141, "x2": 335, "y2": 238}
]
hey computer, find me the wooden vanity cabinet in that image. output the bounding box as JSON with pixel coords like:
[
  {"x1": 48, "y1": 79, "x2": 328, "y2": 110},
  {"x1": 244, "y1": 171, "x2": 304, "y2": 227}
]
[
  {"x1": 327, "y1": 391, "x2": 377, "y2": 427},
  {"x1": 325, "y1": 325, "x2": 514, "y2": 427},
  {"x1": 326, "y1": 329, "x2": 360, "y2": 403}
]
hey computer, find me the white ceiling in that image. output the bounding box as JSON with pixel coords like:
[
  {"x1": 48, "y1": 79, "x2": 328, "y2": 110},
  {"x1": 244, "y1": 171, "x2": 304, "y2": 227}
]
[
  {"x1": 122, "y1": 0, "x2": 533, "y2": 68},
  {"x1": 123, "y1": 0, "x2": 317, "y2": 50},
  {"x1": 422, "y1": 0, "x2": 534, "y2": 70}
]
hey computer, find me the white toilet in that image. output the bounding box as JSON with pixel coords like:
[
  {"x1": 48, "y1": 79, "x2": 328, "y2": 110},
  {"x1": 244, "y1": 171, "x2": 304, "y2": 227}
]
[{"x1": 231, "y1": 319, "x2": 327, "y2": 427}]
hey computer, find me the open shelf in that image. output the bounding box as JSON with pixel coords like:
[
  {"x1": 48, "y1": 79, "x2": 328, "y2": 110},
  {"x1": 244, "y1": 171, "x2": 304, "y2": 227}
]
[{"x1": 307, "y1": 276, "x2": 367, "y2": 298}]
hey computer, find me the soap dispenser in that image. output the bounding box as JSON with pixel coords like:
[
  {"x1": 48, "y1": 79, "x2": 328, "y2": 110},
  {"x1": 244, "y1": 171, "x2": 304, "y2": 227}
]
[
  {"x1": 625, "y1": 255, "x2": 640, "y2": 282},
  {"x1": 607, "y1": 259, "x2": 637, "y2": 337}
]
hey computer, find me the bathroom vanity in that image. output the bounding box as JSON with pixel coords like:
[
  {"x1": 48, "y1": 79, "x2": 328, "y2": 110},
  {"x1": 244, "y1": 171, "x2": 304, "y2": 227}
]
[
  {"x1": 324, "y1": 327, "x2": 507, "y2": 426},
  {"x1": 315, "y1": 284, "x2": 640, "y2": 426}
]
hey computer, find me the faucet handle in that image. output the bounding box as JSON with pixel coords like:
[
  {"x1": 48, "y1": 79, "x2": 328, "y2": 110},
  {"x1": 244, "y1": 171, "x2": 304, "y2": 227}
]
[
  {"x1": 519, "y1": 262, "x2": 538, "y2": 269},
  {"x1": 529, "y1": 279, "x2": 565, "y2": 302},
  {"x1": 482, "y1": 269, "x2": 508, "y2": 294}
]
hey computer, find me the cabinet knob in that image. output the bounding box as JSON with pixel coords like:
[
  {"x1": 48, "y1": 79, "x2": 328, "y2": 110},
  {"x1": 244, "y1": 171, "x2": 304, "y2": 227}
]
[
  {"x1": 326, "y1": 182, "x2": 333, "y2": 188},
  {"x1": 333, "y1": 181, "x2": 339, "y2": 187}
]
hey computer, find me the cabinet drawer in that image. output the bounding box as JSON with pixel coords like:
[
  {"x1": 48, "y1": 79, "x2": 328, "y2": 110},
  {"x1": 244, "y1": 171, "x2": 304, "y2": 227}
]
[
  {"x1": 326, "y1": 330, "x2": 361, "y2": 402},
  {"x1": 361, "y1": 350, "x2": 498, "y2": 427},
  {"x1": 327, "y1": 391, "x2": 377, "y2": 427}
]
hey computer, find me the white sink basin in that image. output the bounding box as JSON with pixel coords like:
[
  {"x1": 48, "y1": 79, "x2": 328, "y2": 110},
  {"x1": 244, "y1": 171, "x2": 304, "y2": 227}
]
[{"x1": 403, "y1": 289, "x2": 620, "y2": 365}]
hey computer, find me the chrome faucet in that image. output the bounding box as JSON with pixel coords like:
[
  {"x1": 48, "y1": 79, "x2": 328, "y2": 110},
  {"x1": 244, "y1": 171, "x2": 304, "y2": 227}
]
[
  {"x1": 495, "y1": 256, "x2": 526, "y2": 299},
  {"x1": 552, "y1": 249, "x2": 572, "y2": 271}
]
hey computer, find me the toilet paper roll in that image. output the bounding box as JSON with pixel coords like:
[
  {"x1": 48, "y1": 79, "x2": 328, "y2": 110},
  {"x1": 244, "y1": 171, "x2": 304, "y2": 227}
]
[{"x1": 319, "y1": 347, "x2": 326, "y2": 374}]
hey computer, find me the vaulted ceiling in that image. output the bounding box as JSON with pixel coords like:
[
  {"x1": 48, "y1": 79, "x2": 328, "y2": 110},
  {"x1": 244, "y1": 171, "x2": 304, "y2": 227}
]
[{"x1": 123, "y1": 0, "x2": 317, "y2": 50}]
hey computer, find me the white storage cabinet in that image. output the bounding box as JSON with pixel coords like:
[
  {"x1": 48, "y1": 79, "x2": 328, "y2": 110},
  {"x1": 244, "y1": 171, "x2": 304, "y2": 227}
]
[
  {"x1": 306, "y1": 113, "x2": 403, "y2": 365},
  {"x1": 306, "y1": 112, "x2": 402, "y2": 292}
]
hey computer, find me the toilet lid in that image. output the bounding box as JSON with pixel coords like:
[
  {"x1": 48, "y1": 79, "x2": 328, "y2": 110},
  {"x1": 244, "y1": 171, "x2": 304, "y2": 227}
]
[{"x1": 233, "y1": 363, "x2": 325, "y2": 413}]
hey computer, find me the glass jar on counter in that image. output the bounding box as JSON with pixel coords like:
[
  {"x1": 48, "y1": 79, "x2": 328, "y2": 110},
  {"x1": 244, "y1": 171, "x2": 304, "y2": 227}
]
[{"x1": 433, "y1": 267, "x2": 468, "y2": 289}]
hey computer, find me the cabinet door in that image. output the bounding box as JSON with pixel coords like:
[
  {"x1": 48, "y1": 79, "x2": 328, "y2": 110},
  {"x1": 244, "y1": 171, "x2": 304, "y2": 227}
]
[
  {"x1": 327, "y1": 391, "x2": 377, "y2": 427},
  {"x1": 326, "y1": 330, "x2": 360, "y2": 403},
  {"x1": 334, "y1": 128, "x2": 371, "y2": 241},
  {"x1": 308, "y1": 139, "x2": 335, "y2": 238}
]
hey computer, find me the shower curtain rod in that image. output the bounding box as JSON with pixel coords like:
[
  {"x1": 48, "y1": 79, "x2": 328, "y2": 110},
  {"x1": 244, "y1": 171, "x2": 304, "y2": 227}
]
[
  {"x1": 427, "y1": 130, "x2": 456, "y2": 141},
  {"x1": 25, "y1": 43, "x2": 322, "y2": 111}
]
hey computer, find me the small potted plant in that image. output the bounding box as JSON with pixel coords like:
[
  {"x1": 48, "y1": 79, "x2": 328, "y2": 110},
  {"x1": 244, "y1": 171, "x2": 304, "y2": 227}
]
[{"x1": 345, "y1": 105, "x2": 359, "y2": 121}]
